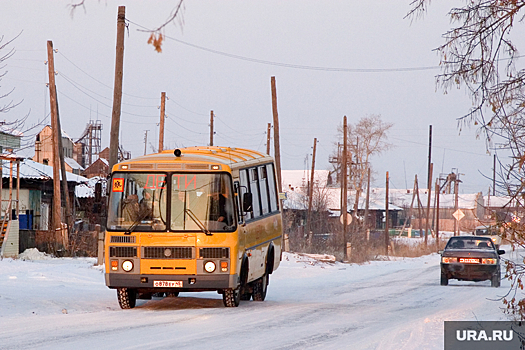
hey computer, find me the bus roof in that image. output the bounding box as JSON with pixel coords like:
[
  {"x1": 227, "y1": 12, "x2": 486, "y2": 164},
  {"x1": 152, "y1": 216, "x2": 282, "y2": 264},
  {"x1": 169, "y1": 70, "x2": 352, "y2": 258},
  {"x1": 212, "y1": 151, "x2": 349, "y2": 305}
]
[{"x1": 112, "y1": 146, "x2": 274, "y2": 172}]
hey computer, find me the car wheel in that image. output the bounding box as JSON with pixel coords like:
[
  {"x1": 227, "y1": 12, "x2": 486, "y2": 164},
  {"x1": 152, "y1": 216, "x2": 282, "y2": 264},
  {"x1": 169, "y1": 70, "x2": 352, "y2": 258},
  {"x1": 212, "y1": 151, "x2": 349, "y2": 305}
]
[{"x1": 441, "y1": 272, "x2": 448, "y2": 286}]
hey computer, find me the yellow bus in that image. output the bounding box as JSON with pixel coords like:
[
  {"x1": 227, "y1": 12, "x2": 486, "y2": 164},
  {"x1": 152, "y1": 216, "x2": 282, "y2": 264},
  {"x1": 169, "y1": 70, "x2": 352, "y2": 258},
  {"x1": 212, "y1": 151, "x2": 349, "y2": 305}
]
[{"x1": 104, "y1": 146, "x2": 282, "y2": 308}]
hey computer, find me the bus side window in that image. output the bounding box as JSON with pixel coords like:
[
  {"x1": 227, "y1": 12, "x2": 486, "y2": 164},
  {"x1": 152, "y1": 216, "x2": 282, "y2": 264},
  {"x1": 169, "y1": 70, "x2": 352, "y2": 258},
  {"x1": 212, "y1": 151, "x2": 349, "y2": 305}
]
[
  {"x1": 266, "y1": 163, "x2": 279, "y2": 212},
  {"x1": 234, "y1": 181, "x2": 243, "y2": 224},
  {"x1": 249, "y1": 168, "x2": 261, "y2": 218},
  {"x1": 259, "y1": 166, "x2": 269, "y2": 215},
  {"x1": 239, "y1": 170, "x2": 253, "y2": 220}
]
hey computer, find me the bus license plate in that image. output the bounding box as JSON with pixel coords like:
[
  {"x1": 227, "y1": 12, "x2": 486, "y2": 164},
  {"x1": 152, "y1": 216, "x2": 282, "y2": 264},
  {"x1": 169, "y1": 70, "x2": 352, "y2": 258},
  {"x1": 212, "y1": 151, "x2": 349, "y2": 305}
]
[{"x1": 153, "y1": 280, "x2": 183, "y2": 288}]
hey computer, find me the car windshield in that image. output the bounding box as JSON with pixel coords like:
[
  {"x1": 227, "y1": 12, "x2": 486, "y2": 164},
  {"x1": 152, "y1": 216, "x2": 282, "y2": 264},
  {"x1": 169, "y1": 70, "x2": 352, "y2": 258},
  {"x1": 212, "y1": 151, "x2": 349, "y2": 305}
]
[{"x1": 446, "y1": 237, "x2": 495, "y2": 250}]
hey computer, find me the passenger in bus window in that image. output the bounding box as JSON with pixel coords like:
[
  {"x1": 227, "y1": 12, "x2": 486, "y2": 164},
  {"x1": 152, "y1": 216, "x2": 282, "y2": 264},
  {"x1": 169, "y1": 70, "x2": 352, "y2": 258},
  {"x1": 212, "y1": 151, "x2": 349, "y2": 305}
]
[
  {"x1": 122, "y1": 194, "x2": 139, "y2": 223},
  {"x1": 171, "y1": 191, "x2": 186, "y2": 228}
]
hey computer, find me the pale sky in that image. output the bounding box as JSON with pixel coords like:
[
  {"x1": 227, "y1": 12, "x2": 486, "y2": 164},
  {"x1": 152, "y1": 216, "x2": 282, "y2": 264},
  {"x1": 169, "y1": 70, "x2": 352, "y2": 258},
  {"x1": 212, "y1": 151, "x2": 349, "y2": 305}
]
[{"x1": 0, "y1": 0, "x2": 506, "y2": 194}]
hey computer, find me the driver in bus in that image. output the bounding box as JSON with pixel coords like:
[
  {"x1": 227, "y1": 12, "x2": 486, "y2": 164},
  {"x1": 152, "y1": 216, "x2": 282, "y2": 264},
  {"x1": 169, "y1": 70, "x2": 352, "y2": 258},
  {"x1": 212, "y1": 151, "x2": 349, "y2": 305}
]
[{"x1": 209, "y1": 185, "x2": 233, "y2": 227}]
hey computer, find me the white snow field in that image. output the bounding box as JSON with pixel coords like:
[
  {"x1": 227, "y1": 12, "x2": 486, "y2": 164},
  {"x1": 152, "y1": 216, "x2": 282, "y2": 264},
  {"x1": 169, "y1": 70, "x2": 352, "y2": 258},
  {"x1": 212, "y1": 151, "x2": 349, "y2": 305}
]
[{"x1": 0, "y1": 248, "x2": 518, "y2": 350}]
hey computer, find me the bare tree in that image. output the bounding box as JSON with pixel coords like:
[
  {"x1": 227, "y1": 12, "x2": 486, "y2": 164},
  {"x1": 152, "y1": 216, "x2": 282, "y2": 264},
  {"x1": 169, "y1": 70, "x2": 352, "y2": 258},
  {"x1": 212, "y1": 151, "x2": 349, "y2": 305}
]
[
  {"x1": 330, "y1": 115, "x2": 393, "y2": 261},
  {"x1": 407, "y1": 0, "x2": 525, "y2": 319},
  {"x1": 69, "y1": 1, "x2": 185, "y2": 52},
  {"x1": 332, "y1": 114, "x2": 393, "y2": 217},
  {"x1": 0, "y1": 35, "x2": 22, "y2": 115},
  {"x1": 0, "y1": 34, "x2": 47, "y2": 155}
]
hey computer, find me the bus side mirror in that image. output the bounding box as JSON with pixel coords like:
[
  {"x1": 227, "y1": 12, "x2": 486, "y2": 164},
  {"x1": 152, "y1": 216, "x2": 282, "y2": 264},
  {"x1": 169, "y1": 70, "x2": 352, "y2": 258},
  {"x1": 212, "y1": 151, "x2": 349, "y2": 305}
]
[{"x1": 242, "y1": 193, "x2": 252, "y2": 212}]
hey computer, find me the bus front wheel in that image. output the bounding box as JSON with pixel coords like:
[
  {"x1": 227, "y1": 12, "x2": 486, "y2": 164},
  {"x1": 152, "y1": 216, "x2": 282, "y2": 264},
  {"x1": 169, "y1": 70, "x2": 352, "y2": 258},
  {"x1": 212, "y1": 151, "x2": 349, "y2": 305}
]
[
  {"x1": 223, "y1": 287, "x2": 241, "y2": 307},
  {"x1": 117, "y1": 288, "x2": 136, "y2": 309}
]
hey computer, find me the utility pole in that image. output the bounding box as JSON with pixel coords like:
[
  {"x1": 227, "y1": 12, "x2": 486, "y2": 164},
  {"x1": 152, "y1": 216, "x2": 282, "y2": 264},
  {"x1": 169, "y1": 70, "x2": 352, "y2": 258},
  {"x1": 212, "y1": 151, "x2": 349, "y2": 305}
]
[
  {"x1": 385, "y1": 171, "x2": 390, "y2": 256},
  {"x1": 158, "y1": 92, "x2": 166, "y2": 152},
  {"x1": 88, "y1": 124, "x2": 93, "y2": 166},
  {"x1": 427, "y1": 125, "x2": 432, "y2": 188},
  {"x1": 342, "y1": 116, "x2": 348, "y2": 261},
  {"x1": 109, "y1": 5, "x2": 126, "y2": 170},
  {"x1": 454, "y1": 178, "x2": 459, "y2": 236},
  {"x1": 306, "y1": 138, "x2": 317, "y2": 249},
  {"x1": 271, "y1": 77, "x2": 283, "y2": 198},
  {"x1": 425, "y1": 163, "x2": 433, "y2": 247},
  {"x1": 55, "y1": 93, "x2": 72, "y2": 244},
  {"x1": 143, "y1": 130, "x2": 149, "y2": 155},
  {"x1": 47, "y1": 40, "x2": 62, "y2": 246},
  {"x1": 415, "y1": 176, "x2": 424, "y2": 237},
  {"x1": 266, "y1": 123, "x2": 271, "y2": 155},
  {"x1": 209, "y1": 110, "x2": 214, "y2": 146},
  {"x1": 493, "y1": 154, "x2": 496, "y2": 196},
  {"x1": 364, "y1": 167, "x2": 370, "y2": 231},
  {"x1": 425, "y1": 125, "x2": 432, "y2": 246},
  {"x1": 435, "y1": 177, "x2": 440, "y2": 250}
]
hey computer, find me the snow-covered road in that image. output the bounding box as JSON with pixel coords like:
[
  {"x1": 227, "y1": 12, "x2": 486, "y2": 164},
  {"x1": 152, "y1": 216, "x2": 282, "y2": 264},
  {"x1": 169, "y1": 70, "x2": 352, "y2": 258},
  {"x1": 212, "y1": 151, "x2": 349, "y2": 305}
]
[{"x1": 0, "y1": 249, "x2": 517, "y2": 349}]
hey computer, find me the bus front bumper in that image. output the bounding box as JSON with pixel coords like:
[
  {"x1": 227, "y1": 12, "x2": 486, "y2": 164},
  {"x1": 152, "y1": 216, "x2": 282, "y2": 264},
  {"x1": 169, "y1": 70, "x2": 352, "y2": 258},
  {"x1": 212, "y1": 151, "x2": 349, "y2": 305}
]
[{"x1": 106, "y1": 273, "x2": 239, "y2": 291}]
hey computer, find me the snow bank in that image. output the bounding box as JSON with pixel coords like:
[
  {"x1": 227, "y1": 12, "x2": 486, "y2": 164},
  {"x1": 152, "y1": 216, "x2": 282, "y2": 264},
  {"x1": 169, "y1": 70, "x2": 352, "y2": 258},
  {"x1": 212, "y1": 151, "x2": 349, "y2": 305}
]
[{"x1": 18, "y1": 248, "x2": 52, "y2": 261}]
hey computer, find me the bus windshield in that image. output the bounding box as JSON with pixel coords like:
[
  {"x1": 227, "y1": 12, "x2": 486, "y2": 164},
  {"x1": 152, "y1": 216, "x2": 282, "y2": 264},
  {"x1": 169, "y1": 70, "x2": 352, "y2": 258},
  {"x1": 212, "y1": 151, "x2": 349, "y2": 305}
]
[
  {"x1": 171, "y1": 173, "x2": 235, "y2": 232},
  {"x1": 107, "y1": 172, "x2": 236, "y2": 232},
  {"x1": 107, "y1": 173, "x2": 168, "y2": 231}
]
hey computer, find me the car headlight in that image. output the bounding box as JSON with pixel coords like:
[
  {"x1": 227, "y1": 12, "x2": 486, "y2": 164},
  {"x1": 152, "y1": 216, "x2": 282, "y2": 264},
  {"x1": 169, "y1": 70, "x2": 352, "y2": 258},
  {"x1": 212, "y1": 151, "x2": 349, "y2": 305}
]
[
  {"x1": 482, "y1": 258, "x2": 497, "y2": 264},
  {"x1": 204, "y1": 261, "x2": 216, "y2": 273},
  {"x1": 442, "y1": 257, "x2": 458, "y2": 264},
  {"x1": 122, "y1": 260, "x2": 134, "y2": 272}
]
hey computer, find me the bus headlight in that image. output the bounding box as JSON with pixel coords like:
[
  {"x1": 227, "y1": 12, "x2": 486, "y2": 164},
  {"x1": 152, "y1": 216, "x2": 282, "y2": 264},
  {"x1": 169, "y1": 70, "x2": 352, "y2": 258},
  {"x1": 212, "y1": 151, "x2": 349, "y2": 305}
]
[
  {"x1": 204, "y1": 261, "x2": 216, "y2": 273},
  {"x1": 122, "y1": 260, "x2": 134, "y2": 272}
]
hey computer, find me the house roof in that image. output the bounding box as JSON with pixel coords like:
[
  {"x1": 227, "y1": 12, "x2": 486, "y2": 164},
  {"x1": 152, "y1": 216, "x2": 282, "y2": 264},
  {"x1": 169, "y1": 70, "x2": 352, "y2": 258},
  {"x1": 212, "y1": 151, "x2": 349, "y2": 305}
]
[
  {"x1": 281, "y1": 170, "x2": 483, "y2": 211},
  {"x1": 1, "y1": 158, "x2": 88, "y2": 183},
  {"x1": 75, "y1": 176, "x2": 106, "y2": 198},
  {"x1": 0, "y1": 125, "x2": 23, "y2": 137},
  {"x1": 64, "y1": 157, "x2": 84, "y2": 171}
]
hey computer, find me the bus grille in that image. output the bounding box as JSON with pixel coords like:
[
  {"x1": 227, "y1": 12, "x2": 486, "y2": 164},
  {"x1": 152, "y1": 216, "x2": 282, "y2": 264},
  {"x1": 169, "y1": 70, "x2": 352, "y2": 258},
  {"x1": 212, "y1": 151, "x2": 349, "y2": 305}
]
[
  {"x1": 109, "y1": 246, "x2": 137, "y2": 257},
  {"x1": 200, "y1": 247, "x2": 229, "y2": 259},
  {"x1": 110, "y1": 236, "x2": 136, "y2": 243},
  {"x1": 143, "y1": 247, "x2": 194, "y2": 259}
]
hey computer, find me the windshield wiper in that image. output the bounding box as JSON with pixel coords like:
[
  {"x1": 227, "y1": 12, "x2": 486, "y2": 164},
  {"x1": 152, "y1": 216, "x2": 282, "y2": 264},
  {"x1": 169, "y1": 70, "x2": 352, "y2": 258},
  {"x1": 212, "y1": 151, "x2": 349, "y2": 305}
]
[
  {"x1": 124, "y1": 210, "x2": 150, "y2": 235},
  {"x1": 184, "y1": 209, "x2": 212, "y2": 236}
]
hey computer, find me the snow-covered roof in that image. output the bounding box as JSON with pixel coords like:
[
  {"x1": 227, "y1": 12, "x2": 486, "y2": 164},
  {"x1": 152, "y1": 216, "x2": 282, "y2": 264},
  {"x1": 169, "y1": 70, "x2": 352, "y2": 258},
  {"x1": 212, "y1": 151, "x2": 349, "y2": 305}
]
[
  {"x1": 1, "y1": 158, "x2": 88, "y2": 183},
  {"x1": 75, "y1": 176, "x2": 107, "y2": 198},
  {"x1": 0, "y1": 125, "x2": 23, "y2": 137},
  {"x1": 281, "y1": 170, "x2": 483, "y2": 211},
  {"x1": 380, "y1": 188, "x2": 481, "y2": 209},
  {"x1": 282, "y1": 186, "x2": 403, "y2": 211},
  {"x1": 485, "y1": 196, "x2": 521, "y2": 208},
  {"x1": 64, "y1": 157, "x2": 84, "y2": 171}
]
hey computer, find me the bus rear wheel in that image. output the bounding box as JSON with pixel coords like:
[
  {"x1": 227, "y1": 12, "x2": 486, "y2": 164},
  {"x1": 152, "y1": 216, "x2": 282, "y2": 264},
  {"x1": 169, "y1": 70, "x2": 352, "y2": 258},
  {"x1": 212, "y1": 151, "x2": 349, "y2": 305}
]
[
  {"x1": 252, "y1": 274, "x2": 268, "y2": 301},
  {"x1": 117, "y1": 288, "x2": 136, "y2": 309},
  {"x1": 223, "y1": 287, "x2": 241, "y2": 307}
]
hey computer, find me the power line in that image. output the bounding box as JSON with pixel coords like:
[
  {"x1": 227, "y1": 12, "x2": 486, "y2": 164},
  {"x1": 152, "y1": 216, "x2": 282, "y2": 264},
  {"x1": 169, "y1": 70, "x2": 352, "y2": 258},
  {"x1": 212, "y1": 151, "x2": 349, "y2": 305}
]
[{"x1": 126, "y1": 18, "x2": 440, "y2": 73}]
